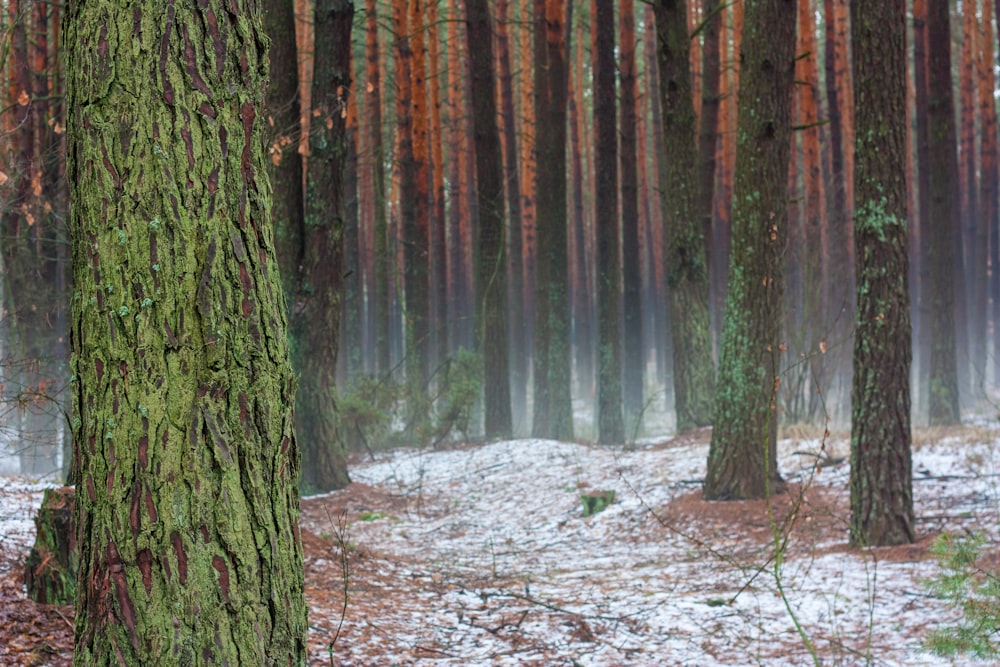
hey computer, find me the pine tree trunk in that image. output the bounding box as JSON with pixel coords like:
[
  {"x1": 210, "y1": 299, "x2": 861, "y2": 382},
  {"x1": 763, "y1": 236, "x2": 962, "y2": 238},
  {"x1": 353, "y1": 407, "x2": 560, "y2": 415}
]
[
  {"x1": 620, "y1": 0, "x2": 644, "y2": 430},
  {"x1": 468, "y1": 0, "x2": 513, "y2": 439},
  {"x1": 531, "y1": 0, "x2": 574, "y2": 441},
  {"x1": 703, "y1": 0, "x2": 794, "y2": 500},
  {"x1": 366, "y1": 0, "x2": 391, "y2": 375},
  {"x1": 594, "y1": 0, "x2": 624, "y2": 444},
  {"x1": 497, "y1": 0, "x2": 528, "y2": 434},
  {"x1": 926, "y1": 0, "x2": 961, "y2": 426},
  {"x1": 849, "y1": 0, "x2": 915, "y2": 547},
  {"x1": 655, "y1": 0, "x2": 715, "y2": 433},
  {"x1": 66, "y1": 0, "x2": 308, "y2": 660}
]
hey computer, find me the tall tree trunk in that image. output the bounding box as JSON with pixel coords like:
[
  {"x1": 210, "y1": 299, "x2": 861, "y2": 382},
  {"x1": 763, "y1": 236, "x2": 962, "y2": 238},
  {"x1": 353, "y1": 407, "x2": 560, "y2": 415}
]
[
  {"x1": 980, "y1": 1, "x2": 999, "y2": 390},
  {"x1": 849, "y1": 0, "x2": 914, "y2": 547},
  {"x1": 697, "y1": 0, "x2": 722, "y2": 350},
  {"x1": 823, "y1": 0, "x2": 854, "y2": 423},
  {"x1": 655, "y1": 0, "x2": 715, "y2": 433},
  {"x1": 407, "y1": 0, "x2": 431, "y2": 399},
  {"x1": 266, "y1": 0, "x2": 305, "y2": 307},
  {"x1": 366, "y1": 0, "x2": 391, "y2": 374},
  {"x1": 531, "y1": 0, "x2": 574, "y2": 441},
  {"x1": 468, "y1": 0, "x2": 513, "y2": 438},
  {"x1": 66, "y1": 0, "x2": 308, "y2": 660},
  {"x1": 620, "y1": 0, "x2": 643, "y2": 430},
  {"x1": 295, "y1": 0, "x2": 354, "y2": 490},
  {"x1": 497, "y1": 0, "x2": 528, "y2": 434},
  {"x1": 926, "y1": 0, "x2": 961, "y2": 426},
  {"x1": 969, "y1": 1, "x2": 992, "y2": 398},
  {"x1": 703, "y1": 0, "x2": 794, "y2": 501},
  {"x1": 570, "y1": 17, "x2": 595, "y2": 400},
  {"x1": 594, "y1": 0, "x2": 624, "y2": 444},
  {"x1": 427, "y1": 0, "x2": 448, "y2": 374}
]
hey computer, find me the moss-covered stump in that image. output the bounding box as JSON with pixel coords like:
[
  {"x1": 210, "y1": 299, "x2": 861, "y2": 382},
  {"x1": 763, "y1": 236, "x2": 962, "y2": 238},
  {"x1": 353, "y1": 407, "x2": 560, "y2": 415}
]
[{"x1": 24, "y1": 486, "x2": 78, "y2": 604}]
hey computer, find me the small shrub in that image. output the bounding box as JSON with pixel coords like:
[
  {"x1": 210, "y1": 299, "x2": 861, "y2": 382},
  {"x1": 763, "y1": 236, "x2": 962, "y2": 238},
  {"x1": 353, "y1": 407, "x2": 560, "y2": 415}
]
[{"x1": 924, "y1": 532, "x2": 1000, "y2": 660}]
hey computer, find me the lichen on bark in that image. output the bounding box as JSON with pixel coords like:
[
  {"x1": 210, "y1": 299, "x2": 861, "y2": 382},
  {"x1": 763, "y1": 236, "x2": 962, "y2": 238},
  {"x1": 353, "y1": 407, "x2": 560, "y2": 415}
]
[{"x1": 66, "y1": 0, "x2": 308, "y2": 662}]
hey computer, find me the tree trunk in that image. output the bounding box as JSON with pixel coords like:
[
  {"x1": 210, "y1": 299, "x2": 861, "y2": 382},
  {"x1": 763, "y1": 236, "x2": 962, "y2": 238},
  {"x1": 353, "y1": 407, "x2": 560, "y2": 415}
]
[
  {"x1": 531, "y1": 0, "x2": 574, "y2": 441},
  {"x1": 427, "y1": 0, "x2": 448, "y2": 374},
  {"x1": 25, "y1": 486, "x2": 77, "y2": 604},
  {"x1": 926, "y1": 0, "x2": 961, "y2": 426},
  {"x1": 655, "y1": 0, "x2": 715, "y2": 433},
  {"x1": 365, "y1": 0, "x2": 391, "y2": 375},
  {"x1": 703, "y1": 0, "x2": 794, "y2": 501},
  {"x1": 265, "y1": 0, "x2": 305, "y2": 307},
  {"x1": 594, "y1": 0, "x2": 623, "y2": 444},
  {"x1": 292, "y1": 0, "x2": 354, "y2": 492},
  {"x1": 468, "y1": 0, "x2": 513, "y2": 439},
  {"x1": 497, "y1": 0, "x2": 528, "y2": 435},
  {"x1": 849, "y1": 0, "x2": 914, "y2": 547},
  {"x1": 620, "y1": 0, "x2": 644, "y2": 430},
  {"x1": 980, "y1": 2, "x2": 999, "y2": 389},
  {"x1": 66, "y1": 0, "x2": 308, "y2": 659}
]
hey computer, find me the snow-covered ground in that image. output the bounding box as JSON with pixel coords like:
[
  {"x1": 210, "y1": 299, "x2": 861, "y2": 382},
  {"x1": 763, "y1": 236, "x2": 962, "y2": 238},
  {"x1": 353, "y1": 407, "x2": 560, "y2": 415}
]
[
  {"x1": 302, "y1": 425, "x2": 1000, "y2": 665},
  {"x1": 1, "y1": 423, "x2": 997, "y2": 665}
]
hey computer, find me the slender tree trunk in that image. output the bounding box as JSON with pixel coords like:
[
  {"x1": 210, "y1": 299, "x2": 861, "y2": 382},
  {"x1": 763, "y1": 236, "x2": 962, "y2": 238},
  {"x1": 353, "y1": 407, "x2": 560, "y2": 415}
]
[
  {"x1": 66, "y1": 0, "x2": 308, "y2": 660},
  {"x1": 823, "y1": 0, "x2": 854, "y2": 422},
  {"x1": 594, "y1": 0, "x2": 624, "y2": 444},
  {"x1": 497, "y1": 0, "x2": 528, "y2": 434},
  {"x1": 427, "y1": 0, "x2": 448, "y2": 374},
  {"x1": 295, "y1": 0, "x2": 354, "y2": 491},
  {"x1": 926, "y1": 0, "x2": 961, "y2": 426},
  {"x1": 849, "y1": 0, "x2": 914, "y2": 547},
  {"x1": 969, "y1": 2, "x2": 992, "y2": 398},
  {"x1": 697, "y1": 0, "x2": 722, "y2": 342},
  {"x1": 704, "y1": 0, "x2": 794, "y2": 501},
  {"x1": 980, "y1": 1, "x2": 999, "y2": 390},
  {"x1": 468, "y1": 0, "x2": 513, "y2": 438},
  {"x1": 365, "y1": 0, "x2": 391, "y2": 374},
  {"x1": 620, "y1": 0, "x2": 643, "y2": 430},
  {"x1": 408, "y1": 0, "x2": 431, "y2": 397},
  {"x1": 570, "y1": 19, "x2": 595, "y2": 400},
  {"x1": 655, "y1": 0, "x2": 715, "y2": 433},
  {"x1": 531, "y1": 0, "x2": 574, "y2": 441},
  {"x1": 266, "y1": 0, "x2": 305, "y2": 307}
]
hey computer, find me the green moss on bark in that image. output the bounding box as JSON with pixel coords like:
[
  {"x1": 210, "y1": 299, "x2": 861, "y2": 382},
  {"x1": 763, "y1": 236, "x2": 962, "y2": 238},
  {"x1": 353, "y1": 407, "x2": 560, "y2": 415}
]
[
  {"x1": 66, "y1": 0, "x2": 308, "y2": 662},
  {"x1": 703, "y1": 0, "x2": 794, "y2": 501}
]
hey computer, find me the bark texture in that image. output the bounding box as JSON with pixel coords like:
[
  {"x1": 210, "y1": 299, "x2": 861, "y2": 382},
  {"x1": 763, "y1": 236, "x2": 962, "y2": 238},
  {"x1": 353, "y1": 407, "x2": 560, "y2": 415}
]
[
  {"x1": 849, "y1": 0, "x2": 914, "y2": 546},
  {"x1": 531, "y1": 0, "x2": 574, "y2": 441},
  {"x1": 66, "y1": 0, "x2": 308, "y2": 661},
  {"x1": 468, "y1": 0, "x2": 513, "y2": 439},
  {"x1": 594, "y1": 0, "x2": 623, "y2": 444},
  {"x1": 655, "y1": 0, "x2": 715, "y2": 432},
  {"x1": 925, "y1": 0, "x2": 961, "y2": 425},
  {"x1": 704, "y1": 0, "x2": 794, "y2": 500},
  {"x1": 296, "y1": 0, "x2": 354, "y2": 491}
]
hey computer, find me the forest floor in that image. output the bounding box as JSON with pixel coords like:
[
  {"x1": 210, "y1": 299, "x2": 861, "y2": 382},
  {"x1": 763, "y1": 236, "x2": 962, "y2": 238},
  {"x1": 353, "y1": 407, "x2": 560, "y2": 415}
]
[{"x1": 1, "y1": 422, "x2": 998, "y2": 665}]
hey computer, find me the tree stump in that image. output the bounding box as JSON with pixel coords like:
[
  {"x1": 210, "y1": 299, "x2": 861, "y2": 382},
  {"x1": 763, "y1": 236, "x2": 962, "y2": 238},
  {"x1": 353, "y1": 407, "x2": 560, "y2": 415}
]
[{"x1": 24, "y1": 486, "x2": 77, "y2": 604}]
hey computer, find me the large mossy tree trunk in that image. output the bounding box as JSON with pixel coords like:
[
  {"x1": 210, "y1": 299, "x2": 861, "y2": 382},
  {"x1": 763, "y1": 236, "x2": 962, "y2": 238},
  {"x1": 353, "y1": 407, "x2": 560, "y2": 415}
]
[
  {"x1": 655, "y1": 0, "x2": 715, "y2": 433},
  {"x1": 468, "y1": 0, "x2": 512, "y2": 439},
  {"x1": 703, "y1": 0, "x2": 795, "y2": 501},
  {"x1": 530, "y1": 0, "x2": 574, "y2": 442},
  {"x1": 849, "y1": 0, "x2": 915, "y2": 547},
  {"x1": 66, "y1": 0, "x2": 308, "y2": 662},
  {"x1": 295, "y1": 0, "x2": 354, "y2": 492}
]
